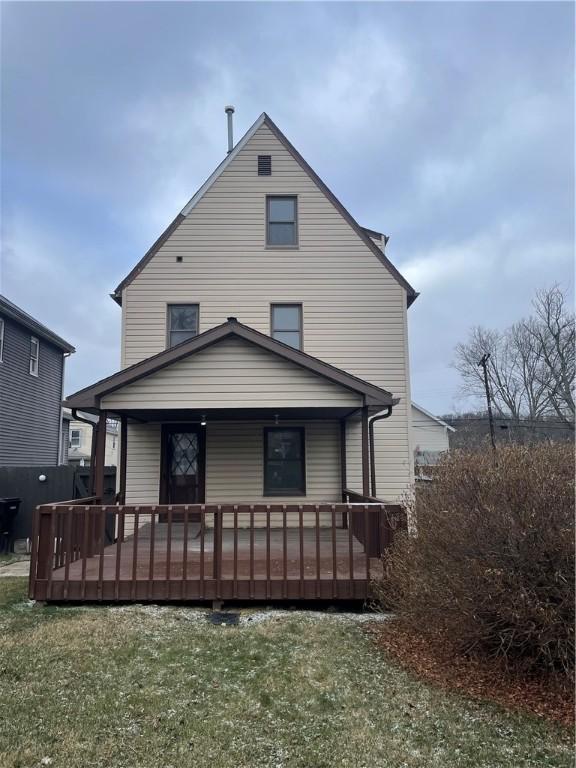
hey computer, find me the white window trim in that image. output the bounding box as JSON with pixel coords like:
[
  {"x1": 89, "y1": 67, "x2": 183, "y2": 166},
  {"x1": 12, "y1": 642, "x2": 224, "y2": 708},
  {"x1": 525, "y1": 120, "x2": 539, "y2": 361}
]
[
  {"x1": 0, "y1": 318, "x2": 4, "y2": 362},
  {"x1": 70, "y1": 429, "x2": 81, "y2": 448},
  {"x1": 29, "y1": 336, "x2": 39, "y2": 377}
]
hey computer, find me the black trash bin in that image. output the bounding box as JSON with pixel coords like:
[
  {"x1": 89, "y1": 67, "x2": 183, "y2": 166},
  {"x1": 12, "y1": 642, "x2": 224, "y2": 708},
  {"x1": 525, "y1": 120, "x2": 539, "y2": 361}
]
[{"x1": 0, "y1": 498, "x2": 21, "y2": 554}]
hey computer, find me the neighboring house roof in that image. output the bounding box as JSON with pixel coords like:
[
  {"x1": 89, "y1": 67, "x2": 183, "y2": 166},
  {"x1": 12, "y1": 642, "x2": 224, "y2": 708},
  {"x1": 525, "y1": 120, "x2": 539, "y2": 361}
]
[
  {"x1": 111, "y1": 112, "x2": 418, "y2": 307},
  {"x1": 412, "y1": 402, "x2": 456, "y2": 432},
  {"x1": 67, "y1": 447, "x2": 91, "y2": 461},
  {"x1": 65, "y1": 318, "x2": 398, "y2": 410},
  {"x1": 0, "y1": 295, "x2": 75, "y2": 353}
]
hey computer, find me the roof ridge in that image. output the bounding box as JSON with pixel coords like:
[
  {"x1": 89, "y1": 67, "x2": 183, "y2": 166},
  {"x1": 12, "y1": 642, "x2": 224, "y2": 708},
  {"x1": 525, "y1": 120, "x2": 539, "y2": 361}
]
[
  {"x1": 0, "y1": 294, "x2": 75, "y2": 353},
  {"x1": 111, "y1": 112, "x2": 418, "y2": 306}
]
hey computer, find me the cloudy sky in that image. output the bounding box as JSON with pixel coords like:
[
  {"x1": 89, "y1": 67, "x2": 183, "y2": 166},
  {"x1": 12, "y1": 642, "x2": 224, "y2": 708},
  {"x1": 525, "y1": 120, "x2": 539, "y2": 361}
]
[{"x1": 1, "y1": 1, "x2": 573, "y2": 414}]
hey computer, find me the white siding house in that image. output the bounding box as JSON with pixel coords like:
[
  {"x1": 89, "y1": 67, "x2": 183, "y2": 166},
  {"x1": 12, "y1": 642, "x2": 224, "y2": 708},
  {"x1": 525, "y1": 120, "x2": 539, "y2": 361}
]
[{"x1": 411, "y1": 402, "x2": 455, "y2": 470}]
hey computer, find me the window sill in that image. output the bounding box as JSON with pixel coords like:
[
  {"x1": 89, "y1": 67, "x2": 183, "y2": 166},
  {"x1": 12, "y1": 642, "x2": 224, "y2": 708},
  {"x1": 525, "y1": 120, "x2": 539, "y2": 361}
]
[
  {"x1": 264, "y1": 245, "x2": 300, "y2": 251},
  {"x1": 263, "y1": 491, "x2": 307, "y2": 498}
]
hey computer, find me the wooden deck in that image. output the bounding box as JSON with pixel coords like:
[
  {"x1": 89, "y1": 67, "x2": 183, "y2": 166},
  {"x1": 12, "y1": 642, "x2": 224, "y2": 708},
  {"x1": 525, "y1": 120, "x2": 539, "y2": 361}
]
[{"x1": 29, "y1": 502, "x2": 406, "y2": 603}]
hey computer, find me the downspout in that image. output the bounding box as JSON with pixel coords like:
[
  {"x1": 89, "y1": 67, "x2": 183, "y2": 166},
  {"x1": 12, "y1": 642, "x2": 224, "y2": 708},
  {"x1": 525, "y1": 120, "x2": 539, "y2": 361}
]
[
  {"x1": 369, "y1": 405, "x2": 394, "y2": 499},
  {"x1": 72, "y1": 408, "x2": 98, "y2": 495},
  {"x1": 57, "y1": 352, "x2": 71, "y2": 464}
]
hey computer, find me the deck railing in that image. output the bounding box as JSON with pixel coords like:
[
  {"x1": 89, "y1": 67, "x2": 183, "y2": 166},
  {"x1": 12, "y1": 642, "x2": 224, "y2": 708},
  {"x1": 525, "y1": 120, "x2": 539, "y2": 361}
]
[{"x1": 29, "y1": 502, "x2": 406, "y2": 603}]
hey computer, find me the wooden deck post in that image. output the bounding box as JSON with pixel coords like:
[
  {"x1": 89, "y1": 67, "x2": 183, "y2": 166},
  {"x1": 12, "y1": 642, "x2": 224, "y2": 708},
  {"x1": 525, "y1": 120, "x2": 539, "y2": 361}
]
[
  {"x1": 93, "y1": 411, "x2": 107, "y2": 502},
  {"x1": 35, "y1": 510, "x2": 53, "y2": 582},
  {"x1": 119, "y1": 416, "x2": 127, "y2": 504},
  {"x1": 340, "y1": 419, "x2": 348, "y2": 526},
  {"x1": 361, "y1": 406, "x2": 370, "y2": 498}
]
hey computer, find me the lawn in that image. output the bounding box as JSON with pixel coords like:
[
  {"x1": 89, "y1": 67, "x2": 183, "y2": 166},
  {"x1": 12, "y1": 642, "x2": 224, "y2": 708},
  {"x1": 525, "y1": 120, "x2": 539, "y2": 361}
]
[{"x1": 0, "y1": 579, "x2": 571, "y2": 768}]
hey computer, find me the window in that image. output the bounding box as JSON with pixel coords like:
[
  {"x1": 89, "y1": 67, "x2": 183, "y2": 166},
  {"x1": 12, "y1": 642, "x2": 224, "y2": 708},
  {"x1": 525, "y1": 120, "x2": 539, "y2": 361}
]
[
  {"x1": 264, "y1": 428, "x2": 306, "y2": 496},
  {"x1": 167, "y1": 305, "x2": 199, "y2": 348},
  {"x1": 29, "y1": 336, "x2": 39, "y2": 376},
  {"x1": 258, "y1": 155, "x2": 272, "y2": 175},
  {"x1": 266, "y1": 196, "x2": 297, "y2": 246},
  {"x1": 271, "y1": 304, "x2": 302, "y2": 350},
  {"x1": 0, "y1": 318, "x2": 4, "y2": 362},
  {"x1": 70, "y1": 429, "x2": 81, "y2": 448}
]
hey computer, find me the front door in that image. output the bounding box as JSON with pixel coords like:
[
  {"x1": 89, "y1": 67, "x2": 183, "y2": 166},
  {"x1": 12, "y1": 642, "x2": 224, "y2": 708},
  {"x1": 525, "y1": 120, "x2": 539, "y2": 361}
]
[{"x1": 160, "y1": 425, "x2": 205, "y2": 505}]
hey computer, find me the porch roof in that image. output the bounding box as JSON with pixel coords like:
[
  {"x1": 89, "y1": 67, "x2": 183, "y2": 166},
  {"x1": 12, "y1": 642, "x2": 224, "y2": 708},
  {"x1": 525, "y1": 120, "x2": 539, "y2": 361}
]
[{"x1": 64, "y1": 318, "x2": 398, "y2": 412}]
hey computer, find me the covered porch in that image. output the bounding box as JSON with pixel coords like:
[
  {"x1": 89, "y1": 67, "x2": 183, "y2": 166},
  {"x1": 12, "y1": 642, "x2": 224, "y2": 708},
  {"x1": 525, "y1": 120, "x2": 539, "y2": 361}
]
[
  {"x1": 30, "y1": 319, "x2": 406, "y2": 603},
  {"x1": 30, "y1": 500, "x2": 406, "y2": 603}
]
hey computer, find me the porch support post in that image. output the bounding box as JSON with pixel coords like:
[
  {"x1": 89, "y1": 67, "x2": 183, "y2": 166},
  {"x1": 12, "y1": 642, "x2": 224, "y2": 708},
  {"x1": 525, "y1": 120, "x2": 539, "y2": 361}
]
[
  {"x1": 361, "y1": 405, "x2": 370, "y2": 498},
  {"x1": 119, "y1": 416, "x2": 127, "y2": 504},
  {"x1": 339, "y1": 418, "x2": 347, "y2": 498},
  {"x1": 93, "y1": 411, "x2": 107, "y2": 502}
]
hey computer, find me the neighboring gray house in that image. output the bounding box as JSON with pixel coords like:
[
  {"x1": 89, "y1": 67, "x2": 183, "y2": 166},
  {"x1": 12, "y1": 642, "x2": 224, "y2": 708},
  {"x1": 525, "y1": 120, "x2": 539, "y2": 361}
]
[{"x1": 0, "y1": 295, "x2": 75, "y2": 466}]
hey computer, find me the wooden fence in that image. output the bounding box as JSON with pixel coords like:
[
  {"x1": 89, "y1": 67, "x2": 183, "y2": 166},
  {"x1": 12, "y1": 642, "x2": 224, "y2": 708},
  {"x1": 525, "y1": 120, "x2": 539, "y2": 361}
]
[{"x1": 0, "y1": 466, "x2": 116, "y2": 541}]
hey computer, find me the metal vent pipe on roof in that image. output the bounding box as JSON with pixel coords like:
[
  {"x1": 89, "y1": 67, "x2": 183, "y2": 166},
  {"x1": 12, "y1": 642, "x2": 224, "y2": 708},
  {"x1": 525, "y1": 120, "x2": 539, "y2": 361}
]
[{"x1": 225, "y1": 105, "x2": 235, "y2": 154}]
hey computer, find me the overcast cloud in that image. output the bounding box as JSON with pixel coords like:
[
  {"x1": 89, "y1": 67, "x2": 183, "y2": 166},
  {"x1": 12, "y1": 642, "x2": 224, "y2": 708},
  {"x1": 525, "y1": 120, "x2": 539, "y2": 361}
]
[{"x1": 1, "y1": 1, "x2": 573, "y2": 413}]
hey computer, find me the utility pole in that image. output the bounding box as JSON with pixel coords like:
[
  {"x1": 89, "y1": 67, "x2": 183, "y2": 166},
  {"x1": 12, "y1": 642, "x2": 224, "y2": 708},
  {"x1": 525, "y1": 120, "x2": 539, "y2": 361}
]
[{"x1": 478, "y1": 353, "x2": 496, "y2": 450}]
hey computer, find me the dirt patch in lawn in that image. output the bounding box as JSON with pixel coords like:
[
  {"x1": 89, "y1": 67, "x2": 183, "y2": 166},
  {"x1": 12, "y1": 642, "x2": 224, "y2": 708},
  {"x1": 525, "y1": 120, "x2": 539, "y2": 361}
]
[{"x1": 366, "y1": 619, "x2": 574, "y2": 728}]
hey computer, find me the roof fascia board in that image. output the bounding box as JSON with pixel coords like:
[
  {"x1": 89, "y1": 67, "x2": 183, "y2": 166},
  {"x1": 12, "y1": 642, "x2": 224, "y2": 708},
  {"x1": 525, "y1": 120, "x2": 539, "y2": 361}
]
[
  {"x1": 111, "y1": 114, "x2": 267, "y2": 303},
  {"x1": 111, "y1": 111, "x2": 418, "y2": 307},
  {"x1": 180, "y1": 113, "x2": 267, "y2": 217},
  {"x1": 261, "y1": 114, "x2": 418, "y2": 307},
  {"x1": 412, "y1": 401, "x2": 456, "y2": 431},
  {"x1": 65, "y1": 320, "x2": 395, "y2": 409},
  {"x1": 112, "y1": 213, "x2": 186, "y2": 303},
  {"x1": 0, "y1": 296, "x2": 75, "y2": 353}
]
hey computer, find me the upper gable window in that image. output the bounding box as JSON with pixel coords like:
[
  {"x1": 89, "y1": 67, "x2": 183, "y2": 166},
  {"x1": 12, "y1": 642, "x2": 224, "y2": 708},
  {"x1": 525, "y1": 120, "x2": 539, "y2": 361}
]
[
  {"x1": 271, "y1": 304, "x2": 302, "y2": 350},
  {"x1": 29, "y1": 336, "x2": 39, "y2": 376},
  {"x1": 167, "y1": 305, "x2": 199, "y2": 348},
  {"x1": 266, "y1": 196, "x2": 297, "y2": 247},
  {"x1": 258, "y1": 155, "x2": 272, "y2": 175}
]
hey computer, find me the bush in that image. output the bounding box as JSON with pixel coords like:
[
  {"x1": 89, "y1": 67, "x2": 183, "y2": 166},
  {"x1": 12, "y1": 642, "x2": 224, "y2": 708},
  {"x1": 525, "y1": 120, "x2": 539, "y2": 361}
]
[{"x1": 375, "y1": 442, "x2": 574, "y2": 676}]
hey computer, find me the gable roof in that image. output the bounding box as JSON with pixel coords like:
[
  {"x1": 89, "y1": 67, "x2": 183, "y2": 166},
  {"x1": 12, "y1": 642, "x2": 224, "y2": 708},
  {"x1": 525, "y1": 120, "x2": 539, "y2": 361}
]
[
  {"x1": 65, "y1": 318, "x2": 397, "y2": 410},
  {"x1": 412, "y1": 402, "x2": 456, "y2": 432},
  {"x1": 111, "y1": 112, "x2": 418, "y2": 306},
  {"x1": 0, "y1": 295, "x2": 75, "y2": 353}
]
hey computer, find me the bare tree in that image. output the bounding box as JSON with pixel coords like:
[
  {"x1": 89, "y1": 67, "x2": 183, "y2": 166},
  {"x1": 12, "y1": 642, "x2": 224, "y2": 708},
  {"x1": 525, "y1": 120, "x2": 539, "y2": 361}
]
[
  {"x1": 524, "y1": 285, "x2": 575, "y2": 427},
  {"x1": 453, "y1": 285, "x2": 575, "y2": 428}
]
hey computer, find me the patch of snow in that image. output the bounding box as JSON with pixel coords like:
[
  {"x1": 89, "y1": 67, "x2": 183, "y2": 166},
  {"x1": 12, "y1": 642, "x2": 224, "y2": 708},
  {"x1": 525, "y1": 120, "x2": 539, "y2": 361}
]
[{"x1": 239, "y1": 609, "x2": 394, "y2": 625}]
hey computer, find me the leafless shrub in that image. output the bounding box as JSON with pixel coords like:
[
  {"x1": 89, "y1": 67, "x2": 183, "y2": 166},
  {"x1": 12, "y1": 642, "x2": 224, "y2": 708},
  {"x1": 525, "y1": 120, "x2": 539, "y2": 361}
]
[{"x1": 375, "y1": 443, "x2": 575, "y2": 676}]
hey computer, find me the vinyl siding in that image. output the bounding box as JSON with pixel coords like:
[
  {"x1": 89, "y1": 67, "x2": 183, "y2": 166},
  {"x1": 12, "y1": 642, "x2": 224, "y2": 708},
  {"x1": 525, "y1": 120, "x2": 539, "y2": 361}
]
[
  {"x1": 125, "y1": 422, "x2": 161, "y2": 504},
  {"x1": 121, "y1": 122, "x2": 413, "y2": 500},
  {"x1": 411, "y1": 405, "x2": 451, "y2": 455},
  {"x1": 68, "y1": 421, "x2": 119, "y2": 465},
  {"x1": 206, "y1": 420, "x2": 341, "y2": 503},
  {"x1": 124, "y1": 420, "x2": 341, "y2": 509},
  {"x1": 102, "y1": 337, "x2": 361, "y2": 410},
  {"x1": 0, "y1": 313, "x2": 65, "y2": 466}
]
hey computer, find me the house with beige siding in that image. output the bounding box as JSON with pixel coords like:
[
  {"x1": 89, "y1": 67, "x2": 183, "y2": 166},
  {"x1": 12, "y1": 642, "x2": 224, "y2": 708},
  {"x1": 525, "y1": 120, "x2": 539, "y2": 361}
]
[{"x1": 30, "y1": 111, "x2": 418, "y2": 604}]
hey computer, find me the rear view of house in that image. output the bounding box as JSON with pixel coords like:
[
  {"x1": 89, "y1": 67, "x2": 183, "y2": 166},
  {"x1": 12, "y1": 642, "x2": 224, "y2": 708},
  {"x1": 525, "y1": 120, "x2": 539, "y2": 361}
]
[{"x1": 30, "y1": 110, "x2": 418, "y2": 604}]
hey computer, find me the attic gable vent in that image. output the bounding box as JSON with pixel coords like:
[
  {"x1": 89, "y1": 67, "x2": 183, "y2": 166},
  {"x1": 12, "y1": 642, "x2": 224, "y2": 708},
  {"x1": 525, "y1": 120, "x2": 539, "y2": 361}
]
[{"x1": 258, "y1": 155, "x2": 272, "y2": 176}]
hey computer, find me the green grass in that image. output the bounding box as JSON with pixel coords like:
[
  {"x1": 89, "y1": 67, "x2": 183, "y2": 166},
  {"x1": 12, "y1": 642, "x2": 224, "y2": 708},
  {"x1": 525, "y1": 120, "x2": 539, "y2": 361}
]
[{"x1": 0, "y1": 579, "x2": 571, "y2": 768}]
